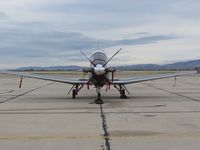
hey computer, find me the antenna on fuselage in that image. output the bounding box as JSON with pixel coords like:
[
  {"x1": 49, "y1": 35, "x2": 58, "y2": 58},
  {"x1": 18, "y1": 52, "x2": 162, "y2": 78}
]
[
  {"x1": 80, "y1": 51, "x2": 96, "y2": 67},
  {"x1": 97, "y1": 43, "x2": 100, "y2": 49},
  {"x1": 96, "y1": 42, "x2": 100, "y2": 50},
  {"x1": 103, "y1": 48, "x2": 122, "y2": 67}
]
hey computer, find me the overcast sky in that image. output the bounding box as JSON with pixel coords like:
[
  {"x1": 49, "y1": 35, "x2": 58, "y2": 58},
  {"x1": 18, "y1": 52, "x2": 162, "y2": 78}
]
[{"x1": 0, "y1": 0, "x2": 200, "y2": 69}]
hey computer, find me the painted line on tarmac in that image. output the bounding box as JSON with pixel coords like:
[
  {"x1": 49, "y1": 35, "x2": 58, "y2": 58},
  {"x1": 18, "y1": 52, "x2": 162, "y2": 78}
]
[{"x1": 0, "y1": 90, "x2": 15, "y2": 94}]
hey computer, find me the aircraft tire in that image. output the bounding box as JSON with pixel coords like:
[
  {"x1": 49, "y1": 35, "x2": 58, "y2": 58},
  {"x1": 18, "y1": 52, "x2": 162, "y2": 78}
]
[
  {"x1": 120, "y1": 89, "x2": 127, "y2": 99},
  {"x1": 72, "y1": 89, "x2": 76, "y2": 99}
]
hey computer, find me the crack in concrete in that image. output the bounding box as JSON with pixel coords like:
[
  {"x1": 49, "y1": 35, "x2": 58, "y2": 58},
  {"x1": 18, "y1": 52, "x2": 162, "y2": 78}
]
[
  {"x1": 99, "y1": 104, "x2": 111, "y2": 150},
  {"x1": 0, "y1": 82, "x2": 54, "y2": 104}
]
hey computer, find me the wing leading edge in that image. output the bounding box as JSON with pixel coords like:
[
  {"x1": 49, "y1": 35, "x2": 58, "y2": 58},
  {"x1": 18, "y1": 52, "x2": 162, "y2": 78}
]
[
  {"x1": 0, "y1": 71, "x2": 88, "y2": 85},
  {"x1": 112, "y1": 71, "x2": 197, "y2": 85},
  {"x1": 0, "y1": 71, "x2": 197, "y2": 85}
]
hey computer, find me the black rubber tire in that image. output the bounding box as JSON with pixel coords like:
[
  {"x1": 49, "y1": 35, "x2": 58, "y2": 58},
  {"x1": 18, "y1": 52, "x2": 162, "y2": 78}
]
[
  {"x1": 72, "y1": 89, "x2": 76, "y2": 99},
  {"x1": 120, "y1": 89, "x2": 127, "y2": 99},
  {"x1": 95, "y1": 93, "x2": 103, "y2": 104},
  {"x1": 121, "y1": 89, "x2": 125, "y2": 96},
  {"x1": 95, "y1": 99, "x2": 104, "y2": 104}
]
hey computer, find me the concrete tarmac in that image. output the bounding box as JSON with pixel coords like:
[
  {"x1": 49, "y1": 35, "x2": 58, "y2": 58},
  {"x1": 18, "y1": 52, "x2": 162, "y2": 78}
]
[{"x1": 0, "y1": 73, "x2": 200, "y2": 150}]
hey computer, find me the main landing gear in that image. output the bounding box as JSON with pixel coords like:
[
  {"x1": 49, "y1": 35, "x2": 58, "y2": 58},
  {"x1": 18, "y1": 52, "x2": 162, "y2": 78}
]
[
  {"x1": 114, "y1": 85, "x2": 128, "y2": 99},
  {"x1": 120, "y1": 88, "x2": 127, "y2": 99},
  {"x1": 72, "y1": 89, "x2": 77, "y2": 99},
  {"x1": 68, "y1": 84, "x2": 84, "y2": 99},
  {"x1": 69, "y1": 84, "x2": 104, "y2": 104},
  {"x1": 69, "y1": 84, "x2": 129, "y2": 104}
]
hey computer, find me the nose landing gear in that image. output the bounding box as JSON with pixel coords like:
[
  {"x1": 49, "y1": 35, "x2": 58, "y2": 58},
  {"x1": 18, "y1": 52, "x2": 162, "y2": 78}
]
[{"x1": 95, "y1": 87, "x2": 104, "y2": 104}]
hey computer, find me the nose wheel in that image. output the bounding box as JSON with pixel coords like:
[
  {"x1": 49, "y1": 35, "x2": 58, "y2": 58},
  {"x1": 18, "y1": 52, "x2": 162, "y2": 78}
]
[{"x1": 95, "y1": 87, "x2": 104, "y2": 104}]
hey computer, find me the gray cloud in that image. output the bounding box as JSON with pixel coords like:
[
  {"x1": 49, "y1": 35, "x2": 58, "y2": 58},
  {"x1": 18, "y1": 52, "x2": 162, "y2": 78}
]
[
  {"x1": 37, "y1": 0, "x2": 172, "y2": 14},
  {"x1": 125, "y1": 35, "x2": 175, "y2": 46},
  {"x1": 101, "y1": 35, "x2": 177, "y2": 48},
  {"x1": 134, "y1": 32, "x2": 150, "y2": 35},
  {"x1": 31, "y1": 0, "x2": 200, "y2": 32},
  {"x1": 0, "y1": 12, "x2": 8, "y2": 19},
  {"x1": 0, "y1": 21, "x2": 177, "y2": 61},
  {"x1": 37, "y1": 0, "x2": 200, "y2": 20},
  {"x1": 0, "y1": 22, "x2": 177, "y2": 61},
  {"x1": 1, "y1": 0, "x2": 200, "y2": 69}
]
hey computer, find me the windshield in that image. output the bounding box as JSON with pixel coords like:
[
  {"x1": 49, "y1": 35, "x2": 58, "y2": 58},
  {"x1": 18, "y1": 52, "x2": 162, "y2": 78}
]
[{"x1": 90, "y1": 52, "x2": 107, "y2": 66}]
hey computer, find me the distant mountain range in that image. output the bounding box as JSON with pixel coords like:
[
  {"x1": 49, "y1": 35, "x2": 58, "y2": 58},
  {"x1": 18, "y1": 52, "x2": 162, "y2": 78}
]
[
  {"x1": 14, "y1": 65, "x2": 83, "y2": 71},
  {"x1": 14, "y1": 60, "x2": 200, "y2": 71}
]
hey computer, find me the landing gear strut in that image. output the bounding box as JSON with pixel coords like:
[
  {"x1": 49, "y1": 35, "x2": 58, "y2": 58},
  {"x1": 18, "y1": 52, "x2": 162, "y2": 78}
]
[
  {"x1": 120, "y1": 88, "x2": 127, "y2": 99},
  {"x1": 70, "y1": 84, "x2": 84, "y2": 99},
  {"x1": 95, "y1": 87, "x2": 103, "y2": 104},
  {"x1": 114, "y1": 85, "x2": 128, "y2": 99}
]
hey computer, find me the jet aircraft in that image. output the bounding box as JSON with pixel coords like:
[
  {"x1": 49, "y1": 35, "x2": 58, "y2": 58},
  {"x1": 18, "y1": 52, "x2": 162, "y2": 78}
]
[{"x1": 1, "y1": 49, "x2": 198, "y2": 104}]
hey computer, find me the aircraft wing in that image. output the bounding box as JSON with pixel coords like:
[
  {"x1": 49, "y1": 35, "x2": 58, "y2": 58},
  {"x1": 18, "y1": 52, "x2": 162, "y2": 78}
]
[
  {"x1": 112, "y1": 71, "x2": 197, "y2": 85},
  {"x1": 0, "y1": 71, "x2": 88, "y2": 85}
]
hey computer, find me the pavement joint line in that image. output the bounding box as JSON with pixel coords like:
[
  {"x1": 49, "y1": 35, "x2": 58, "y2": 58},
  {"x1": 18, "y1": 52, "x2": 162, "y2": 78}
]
[
  {"x1": 0, "y1": 90, "x2": 15, "y2": 94},
  {"x1": 142, "y1": 83, "x2": 200, "y2": 102},
  {"x1": 99, "y1": 104, "x2": 111, "y2": 150},
  {"x1": 1, "y1": 110, "x2": 200, "y2": 115},
  {"x1": 0, "y1": 82, "x2": 55, "y2": 104},
  {"x1": 0, "y1": 132, "x2": 200, "y2": 141}
]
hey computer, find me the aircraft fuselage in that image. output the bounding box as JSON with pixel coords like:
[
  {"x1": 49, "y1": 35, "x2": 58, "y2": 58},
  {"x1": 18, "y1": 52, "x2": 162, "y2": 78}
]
[{"x1": 89, "y1": 51, "x2": 109, "y2": 87}]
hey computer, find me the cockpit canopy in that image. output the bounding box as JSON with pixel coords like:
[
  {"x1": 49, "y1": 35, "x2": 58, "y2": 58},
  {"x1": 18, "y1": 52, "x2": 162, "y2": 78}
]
[{"x1": 90, "y1": 51, "x2": 108, "y2": 66}]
